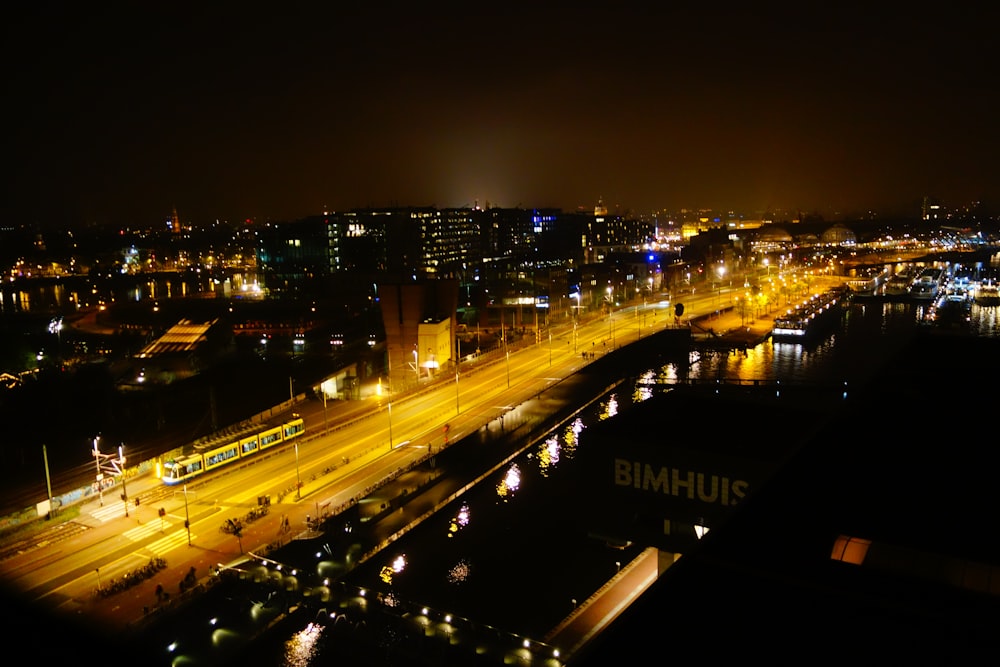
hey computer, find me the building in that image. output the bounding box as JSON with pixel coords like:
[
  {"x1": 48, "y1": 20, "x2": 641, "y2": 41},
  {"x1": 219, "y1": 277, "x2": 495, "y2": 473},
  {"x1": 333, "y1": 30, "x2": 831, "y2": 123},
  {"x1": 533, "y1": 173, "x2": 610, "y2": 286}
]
[
  {"x1": 119, "y1": 318, "x2": 230, "y2": 387},
  {"x1": 376, "y1": 279, "x2": 459, "y2": 391},
  {"x1": 571, "y1": 333, "x2": 1000, "y2": 664}
]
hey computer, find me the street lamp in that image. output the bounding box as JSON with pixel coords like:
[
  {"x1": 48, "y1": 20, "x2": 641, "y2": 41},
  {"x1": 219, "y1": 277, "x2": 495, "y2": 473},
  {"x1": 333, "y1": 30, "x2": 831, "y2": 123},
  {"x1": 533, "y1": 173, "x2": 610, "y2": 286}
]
[
  {"x1": 294, "y1": 442, "x2": 302, "y2": 499},
  {"x1": 385, "y1": 346, "x2": 394, "y2": 449},
  {"x1": 505, "y1": 347, "x2": 511, "y2": 388},
  {"x1": 93, "y1": 436, "x2": 103, "y2": 506},
  {"x1": 717, "y1": 265, "x2": 727, "y2": 309},
  {"x1": 119, "y1": 444, "x2": 128, "y2": 518},
  {"x1": 455, "y1": 336, "x2": 461, "y2": 415},
  {"x1": 183, "y1": 483, "x2": 191, "y2": 546}
]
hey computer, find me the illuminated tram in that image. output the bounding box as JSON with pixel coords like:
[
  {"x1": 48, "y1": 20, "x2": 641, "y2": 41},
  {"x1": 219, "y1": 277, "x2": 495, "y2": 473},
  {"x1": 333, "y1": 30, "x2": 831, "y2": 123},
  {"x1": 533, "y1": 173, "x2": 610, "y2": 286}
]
[{"x1": 162, "y1": 416, "x2": 305, "y2": 485}]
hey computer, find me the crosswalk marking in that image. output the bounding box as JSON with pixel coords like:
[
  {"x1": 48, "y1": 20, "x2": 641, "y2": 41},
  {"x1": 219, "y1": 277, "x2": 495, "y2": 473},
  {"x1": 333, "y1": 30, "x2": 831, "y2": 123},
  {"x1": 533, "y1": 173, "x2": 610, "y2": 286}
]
[
  {"x1": 124, "y1": 520, "x2": 173, "y2": 541},
  {"x1": 145, "y1": 530, "x2": 196, "y2": 554},
  {"x1": 91, "y1": 503, "x2": 130, "y2": 522}
]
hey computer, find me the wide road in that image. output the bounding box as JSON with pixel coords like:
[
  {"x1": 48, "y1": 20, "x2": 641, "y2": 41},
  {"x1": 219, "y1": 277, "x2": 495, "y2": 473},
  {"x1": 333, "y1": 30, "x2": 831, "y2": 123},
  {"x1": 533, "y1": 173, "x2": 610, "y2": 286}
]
[{"x1": 0, "y1": 276, "x2": 809, "y2": 637}]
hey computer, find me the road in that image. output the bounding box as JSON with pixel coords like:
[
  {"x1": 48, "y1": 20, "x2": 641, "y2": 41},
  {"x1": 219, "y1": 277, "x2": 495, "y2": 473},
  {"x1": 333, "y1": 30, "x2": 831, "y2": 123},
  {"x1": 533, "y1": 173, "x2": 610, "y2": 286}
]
[{"x1": 0, "y1": 276, "x2": 838, "y2": 659}]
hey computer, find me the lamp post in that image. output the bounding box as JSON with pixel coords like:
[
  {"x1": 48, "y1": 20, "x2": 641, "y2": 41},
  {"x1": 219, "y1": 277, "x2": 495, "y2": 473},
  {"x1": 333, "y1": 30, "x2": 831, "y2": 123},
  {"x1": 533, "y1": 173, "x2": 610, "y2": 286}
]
[
  {"x1": 387, "y1": 399, "x2": 394, "y2": 449},
  {"x1": 294, "y1": 442, "x2": 302, "y2": 500},
  {"x1": 183, "y1": 483, "x2": 191, "y2": 546},
  {"x1": 323, "y1": 391, "x2": 328, "y2": 436},
  {"x1": 717, "y1": 265, "x2": 726, "y2": 309},
  {"x1": 119, "y1": 445, "x2": 129, "y2": 518},
  {"x1": 385, "y1": 346, "x2": 394, "y2": 449},
  {"x1": 42, "y1": 445, "x2": 54, "y2": 519},
  {"x1": 505, "y1": 347, "x2": 511, "y2": 388},
  {"x1": 93, "y1": 436, "x2": 104, "y2": 506}
]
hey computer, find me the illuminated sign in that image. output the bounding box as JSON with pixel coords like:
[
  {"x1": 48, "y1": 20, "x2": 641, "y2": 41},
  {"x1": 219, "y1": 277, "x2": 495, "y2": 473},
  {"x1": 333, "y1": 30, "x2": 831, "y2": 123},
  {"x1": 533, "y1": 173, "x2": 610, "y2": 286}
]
[{"x1": 614, "y1": 458, "x2": 749, "y2": 507}]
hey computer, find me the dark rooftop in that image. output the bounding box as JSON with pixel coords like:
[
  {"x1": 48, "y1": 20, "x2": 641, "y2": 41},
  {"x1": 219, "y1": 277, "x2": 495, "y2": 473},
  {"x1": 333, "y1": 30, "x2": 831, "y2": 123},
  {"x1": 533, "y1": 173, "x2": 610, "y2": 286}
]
[{"x1": 572, "y1": 332, "x2": 1000, "y2": 663}]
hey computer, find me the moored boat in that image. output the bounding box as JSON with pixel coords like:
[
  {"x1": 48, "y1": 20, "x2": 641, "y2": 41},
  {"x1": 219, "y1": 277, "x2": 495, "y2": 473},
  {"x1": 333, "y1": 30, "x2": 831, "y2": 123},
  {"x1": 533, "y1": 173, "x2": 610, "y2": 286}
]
[
  {"x1": 973, "y1": 282, "x2": 1000, "y2": 306},
  {"x1": 771, "y1": 287, "x2": 845, "y2": 342},
  {"x1": 908, "y1": 267, "x2": 944, "y2": 300}
]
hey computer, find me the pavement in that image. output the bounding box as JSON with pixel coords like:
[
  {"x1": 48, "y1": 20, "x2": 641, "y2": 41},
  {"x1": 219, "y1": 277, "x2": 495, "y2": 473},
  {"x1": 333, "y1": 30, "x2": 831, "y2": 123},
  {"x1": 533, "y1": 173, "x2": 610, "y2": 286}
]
[
  {"x1": 690, "y1": 307, "x2": 773, "y2": 347},
  {"x1": 0, "y1": 391, "x2": 384, "y2": 635},
  {"x1": 1, "y1": 278, "x2": 847, "y2": 663},
  {"x1": 689, "y1": 276, "x2": 848, "y2": 347}
]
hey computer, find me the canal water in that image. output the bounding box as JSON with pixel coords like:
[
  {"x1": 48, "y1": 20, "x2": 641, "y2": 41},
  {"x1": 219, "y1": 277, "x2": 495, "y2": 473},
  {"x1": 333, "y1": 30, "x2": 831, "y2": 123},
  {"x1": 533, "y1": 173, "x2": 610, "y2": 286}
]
[
  {"x1": 210, "y1": 298, "x2": 1000, "y2": 666},
  {"x1": 6, "y1": 279, "x2": 1000, "y2": 664}
]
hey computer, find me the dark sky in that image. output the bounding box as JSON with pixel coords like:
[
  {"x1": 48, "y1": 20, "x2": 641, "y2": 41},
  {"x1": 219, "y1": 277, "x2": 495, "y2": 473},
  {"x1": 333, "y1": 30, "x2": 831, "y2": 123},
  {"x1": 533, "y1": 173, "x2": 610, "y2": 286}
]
[{"x1": 6, "y1": 5, "x2": 998, "y2": 228}]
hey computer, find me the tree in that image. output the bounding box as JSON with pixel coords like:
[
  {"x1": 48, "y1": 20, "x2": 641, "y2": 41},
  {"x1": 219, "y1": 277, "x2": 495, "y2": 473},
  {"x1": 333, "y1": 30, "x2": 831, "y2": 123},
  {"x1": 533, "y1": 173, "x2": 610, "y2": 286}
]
[{"x1": 223, "y1": 518, "x2": 244, "y2": 553}]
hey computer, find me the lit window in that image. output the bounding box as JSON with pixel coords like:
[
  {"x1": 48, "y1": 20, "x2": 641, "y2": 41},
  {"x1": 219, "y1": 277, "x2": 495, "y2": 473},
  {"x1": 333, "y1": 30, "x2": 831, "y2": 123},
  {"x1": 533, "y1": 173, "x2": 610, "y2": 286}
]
[{"x1": 831, "y1": 535, "x2": 871, "y2": 565}]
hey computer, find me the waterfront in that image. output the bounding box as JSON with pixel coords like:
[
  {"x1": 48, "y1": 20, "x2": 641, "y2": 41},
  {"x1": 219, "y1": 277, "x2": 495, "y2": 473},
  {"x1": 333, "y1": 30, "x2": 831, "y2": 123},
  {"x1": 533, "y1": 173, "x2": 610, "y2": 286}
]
[
  {"x1": 4, "y1": 279, "x2": 1000, "y2": 665},
  {"x1": 201, "y1": 297, "x2": 1000, "y2": 665}
]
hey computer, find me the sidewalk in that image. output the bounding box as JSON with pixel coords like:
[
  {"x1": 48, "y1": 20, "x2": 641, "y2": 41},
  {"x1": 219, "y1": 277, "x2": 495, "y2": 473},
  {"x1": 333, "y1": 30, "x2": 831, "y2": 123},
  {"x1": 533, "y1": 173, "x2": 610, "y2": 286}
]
[
  {"x1": 0, "y1": 388, "x2": 388, "y2": 634},
  {"x1": 690, "y1": 277, "x2": 848, "y2": 347},
  {"x1": 690, "y1": 306, "x2": 774, "y2": 347}
]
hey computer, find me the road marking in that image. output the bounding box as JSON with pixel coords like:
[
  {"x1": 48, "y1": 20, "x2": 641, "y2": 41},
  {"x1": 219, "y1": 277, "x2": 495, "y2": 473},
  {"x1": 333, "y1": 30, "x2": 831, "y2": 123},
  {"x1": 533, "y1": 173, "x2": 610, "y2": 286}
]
[
  {"x1": 91, "y1": 504, "x2": 130, "y2": 522},
  {"x1": 124, "y1": 520, "x2": 173, "y2": 541},
  {"x1": 145, "y1": 530, "x2": 197, "y2": 555}
]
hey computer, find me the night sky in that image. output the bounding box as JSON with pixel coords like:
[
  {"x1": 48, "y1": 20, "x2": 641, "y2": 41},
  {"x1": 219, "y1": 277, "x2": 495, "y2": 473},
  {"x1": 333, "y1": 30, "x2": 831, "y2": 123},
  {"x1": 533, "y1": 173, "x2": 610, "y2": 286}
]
[{"x1": 6, "y1": 4, "x2": 999, "y2": 229}]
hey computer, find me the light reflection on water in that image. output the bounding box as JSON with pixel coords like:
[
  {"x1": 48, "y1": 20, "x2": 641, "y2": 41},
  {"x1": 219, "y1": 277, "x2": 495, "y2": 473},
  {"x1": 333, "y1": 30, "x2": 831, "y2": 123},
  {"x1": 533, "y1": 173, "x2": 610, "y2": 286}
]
[
  {"x1": 195, "y1": 299, "x2": 1000, "y2": 664},
  {"x1": 0, "y1": 274, "x2": 253, "y2": 314},
  {"x1": 681, "y1": 301, "x2": 1000, "y2": 386}
]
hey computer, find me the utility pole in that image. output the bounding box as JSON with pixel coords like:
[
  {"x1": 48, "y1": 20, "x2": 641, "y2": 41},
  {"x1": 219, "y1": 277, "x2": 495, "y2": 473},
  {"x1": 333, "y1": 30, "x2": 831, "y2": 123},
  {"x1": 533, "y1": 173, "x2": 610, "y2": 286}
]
[
  {"x1": 294, "y1": 442, "x2": 302, "y2": 499},
  {"x1": 183, "y1": 484, "x2": 191, "y2": 546},
  {"x1": 93, "y1": 436, "x2": 104, "y2": 506},
  {"x1": 386, "y1": 346, "x2": 394, "y2": 449},
  {"x1": 42, "y1": 445, "x2": 53, "y2": 519},
  {"x1": 323, "y1": 391, "x2": 328, "y2": 436},
  {"x1": 118, "y1": 445, "x2": 128, "y2": 518}
]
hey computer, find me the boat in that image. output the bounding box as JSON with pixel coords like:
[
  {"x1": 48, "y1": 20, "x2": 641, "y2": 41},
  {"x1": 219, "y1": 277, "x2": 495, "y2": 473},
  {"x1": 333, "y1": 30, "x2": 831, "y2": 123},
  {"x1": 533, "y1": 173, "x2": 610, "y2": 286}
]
[
  {"x1": 973, "y1": 282, "x2": 1000, "y2": 306},
  {"x1": 771, "y1": 287, "x2": 845, "y2": 342},
  {"x1": 908, "y1": 267, "x2": 944, "y2": 300},
  {"x1": 924, "y1": 292, "x2": 972, "y2": 329},
  {"x1": 845, "y1": 269, "x2": 887, "y2": 296},
  {"x1": 883, "y1": 268, "x2": 916, "y2": 297}
]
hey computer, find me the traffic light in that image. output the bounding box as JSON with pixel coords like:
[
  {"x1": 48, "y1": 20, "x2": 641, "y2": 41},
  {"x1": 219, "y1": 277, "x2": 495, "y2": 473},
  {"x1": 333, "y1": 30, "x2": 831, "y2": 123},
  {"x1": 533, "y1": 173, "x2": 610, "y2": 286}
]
[{"x1": 158, "y1": 507, "x2": 166, "y2": 518}]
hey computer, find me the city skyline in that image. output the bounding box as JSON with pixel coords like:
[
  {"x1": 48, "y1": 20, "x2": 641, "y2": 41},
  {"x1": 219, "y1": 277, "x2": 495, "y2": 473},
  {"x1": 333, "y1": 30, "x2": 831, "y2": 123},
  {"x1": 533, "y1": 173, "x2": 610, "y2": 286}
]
[{"x1": 6, "y1": 5, "x2": 999, "y2": 229}]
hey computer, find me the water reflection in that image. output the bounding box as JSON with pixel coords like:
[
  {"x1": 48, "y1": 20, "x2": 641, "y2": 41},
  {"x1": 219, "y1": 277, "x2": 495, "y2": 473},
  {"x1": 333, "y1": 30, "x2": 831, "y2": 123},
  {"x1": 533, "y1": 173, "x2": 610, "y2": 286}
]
[
  {"x1": 0, "y1": 272, "x2": 258, "y2": 315},
  {"x1": 134, "y1": 297, "x2": 1000, "y2": 664},
  {"x1": 495, "y1": 463, "x2": 521, "y2": 501},
  {"x1": 447, "y1": 503, "x2": 471, "y2": 537},
  {"x1": 535, "y1": 437, "x2": 561, "y2": 477},
  {"x1": 281, "y1": 622, "x2": 323, "y2": 667}
]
